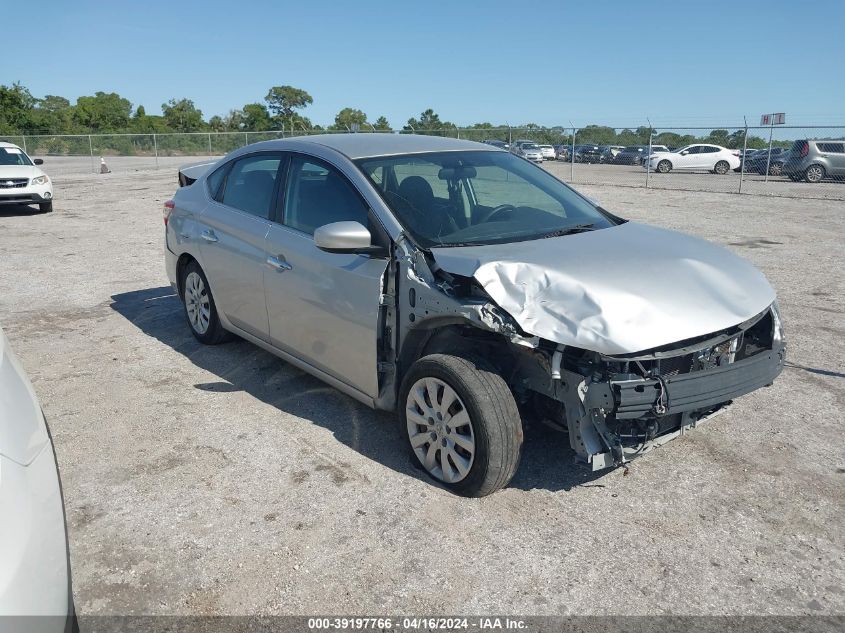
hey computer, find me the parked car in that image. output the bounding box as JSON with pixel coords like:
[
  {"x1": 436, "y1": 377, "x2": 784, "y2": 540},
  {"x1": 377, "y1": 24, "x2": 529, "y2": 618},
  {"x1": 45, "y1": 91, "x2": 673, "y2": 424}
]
[
  {"x1": 482, "y1": 139, "x2": 509, "y2": 151},
  {"x1": 647, "y1": 144, "x2": 741, "y2": 174},
  {"x1": 514, "y1": 142, "x2": 544, "y2": 162},
  {"x1": 744, "y1": 147, "x2": 791, "y2": 175},
  {"x1": 510, "y1": 139, "x2": 534, "y2": 154},
  {"x1": 574, "y1": 145, "x2": 603, "y2": 163},
  {"x1": 165, "y1": 134, "x2": 785, "y2": 496},
  {"x1": 782, "y1": 139, "x2": 845, "y2": 182},
  {"x1": 538, "y1": 144, "x2": 556, "y2": 160},
  {"x1": 598, "y1": 145, "x2": 625, "y2": 162},
  {"x1": 0, "y1": 326, "x2": 74, "y2": 627},
  {"x1": 0, "y1": 142, "x2": 54, "y2": 213},
  {"x1": 553, "y1": 145, "x2": 570, "y2": 161},
  {"x1": 611, "y1": 146, "x2": 652, "y2": 165}
]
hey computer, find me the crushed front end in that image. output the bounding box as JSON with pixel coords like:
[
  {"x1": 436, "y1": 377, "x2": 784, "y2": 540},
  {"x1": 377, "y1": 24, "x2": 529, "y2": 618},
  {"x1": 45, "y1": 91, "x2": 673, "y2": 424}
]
[{"x1": 554, "y1": 304, "x2": 786, "y2": 470}]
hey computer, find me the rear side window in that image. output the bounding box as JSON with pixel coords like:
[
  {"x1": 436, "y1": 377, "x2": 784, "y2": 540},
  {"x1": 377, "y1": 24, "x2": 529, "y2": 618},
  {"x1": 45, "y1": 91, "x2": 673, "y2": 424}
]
[
  {"x1": 220, "y1": 154, "x2": 282, "y2": 219},
  {"x1": 207, "y1": 164, "x2": 228, "y2": 200},
  {"x1": 283, "y1": 156, "x2": 369, "y2": 235},
  {"x1": 700, "y1": 146, "x2": 719, "y2": 153},
  {"x1": 817, "y1": 142, "x2": 845, "y2": 153}
]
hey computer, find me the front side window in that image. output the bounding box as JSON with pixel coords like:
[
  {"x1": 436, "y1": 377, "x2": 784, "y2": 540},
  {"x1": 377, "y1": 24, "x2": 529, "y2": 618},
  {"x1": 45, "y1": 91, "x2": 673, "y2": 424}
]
[
  {"x1": 357, "y1": 150, "x2": 616, "y2": 248},
  {"x1": 283, "y1": 156, "x2": 369, "y2": 235},
  {"x1": 220, "y1": 154, "x2": 281, "y2": 219}
]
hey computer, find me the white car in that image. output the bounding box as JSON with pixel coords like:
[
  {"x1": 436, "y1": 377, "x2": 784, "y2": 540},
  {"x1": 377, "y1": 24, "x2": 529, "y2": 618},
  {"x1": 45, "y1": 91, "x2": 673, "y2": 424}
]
[
  {"x1": 0, "y1": 326, "x2": 73, "y2": 627},
  {"x1": 515, "y1": 142, "x2": 544, "y2": 162},
  {"x1": 538, "y1": 144, "x2": 556, "y2": 160},
  {"x1": 0, "y1": 142, "x2": 54, "y2": 213},
  {"x1": 647, "y1": 144, "x2": 741, "y2": 175}
]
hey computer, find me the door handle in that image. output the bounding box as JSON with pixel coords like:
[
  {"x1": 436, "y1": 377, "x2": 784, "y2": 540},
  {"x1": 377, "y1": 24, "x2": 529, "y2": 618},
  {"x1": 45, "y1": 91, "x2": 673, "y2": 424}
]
[
  {"x1": 266, "y1": 255, "x2": 292, "y2": 272},
  {"x1": 201, "y1": 230, "x2": 219, "y2": 243}
]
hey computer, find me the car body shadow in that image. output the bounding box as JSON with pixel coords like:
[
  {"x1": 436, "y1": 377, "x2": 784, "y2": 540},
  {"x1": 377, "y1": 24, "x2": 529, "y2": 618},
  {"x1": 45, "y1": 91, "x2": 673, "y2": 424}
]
[
  {"x1": 0, "y1": 203, "x2": 43, "y2": 217},
  {"x1": 110, "y1": 286, "x2": 607, "y2": 493}
]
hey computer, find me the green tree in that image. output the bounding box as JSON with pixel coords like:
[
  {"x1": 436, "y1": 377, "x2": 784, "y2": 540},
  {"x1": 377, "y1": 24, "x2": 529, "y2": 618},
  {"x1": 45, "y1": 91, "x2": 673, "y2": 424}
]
[
  {"x1": 242, "y1": 103, "x2": 272, "y2": 131},
  {"x1": 707, "y1": 129, "x2": 730, "y2": 146},
  {"x1": 0, "y1": 83, "x2": 37, "y2": 133},
  {"x1": 208, "y1": 115, "x2": 225, "y2": 132},
  {"x1": 161, "y1": 98, "x2": 205, "y2": 132},
  {"x1": 331, "y1": 107, "x2": 367, "y2": 131},
  {"x1": 30, "y1": 95, "x2": 73, "y2": 133},
  {"x1": 373, "y1": 116, "x2": 391, "y2": 131},
  {"x1": 265, "y1": 85, "x2": 313, "y2": 128},
  {"x1": 73, "y1": 92, "x2": 132, "y2": 132},
  {"x1": 404, "y1": 108, "x2": 453, "y2": 135}
]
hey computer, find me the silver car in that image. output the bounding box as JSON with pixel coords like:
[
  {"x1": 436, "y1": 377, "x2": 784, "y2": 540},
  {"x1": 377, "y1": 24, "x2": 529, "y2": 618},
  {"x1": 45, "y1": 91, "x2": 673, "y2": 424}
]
[
  {"x1": 0, "y1": 326, "x2": 74, "y2": 628},
  {"x1": 165, "y1": 135, "x2": 785, "y2": 497},
  {"x1": 514, "y1": 142, "x2": 544, "y2": 162}
]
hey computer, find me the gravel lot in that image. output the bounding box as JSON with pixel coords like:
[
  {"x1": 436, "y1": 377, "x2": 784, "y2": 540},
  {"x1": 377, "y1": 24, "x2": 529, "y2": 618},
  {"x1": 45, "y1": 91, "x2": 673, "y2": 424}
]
[{"x1": 0, "y1": 161, "x2": 843, "y2": 617}]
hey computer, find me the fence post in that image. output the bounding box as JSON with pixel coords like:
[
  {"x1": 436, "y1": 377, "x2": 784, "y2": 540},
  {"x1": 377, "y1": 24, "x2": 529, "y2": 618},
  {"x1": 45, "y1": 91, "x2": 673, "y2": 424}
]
[
  {"x1": 570, "y1": 128, "x2": 576, "y2": 182},
  {"x1": 208, "y1": 133, "x2": 212, "y2": 155},
  {"x1": 646, "y1": 129, "x2": 653, "y2": 188},
  {"x1": 21, "y1": 136, "x2": 26, "y2": 153},
  {"x1": 153, "y1": 134, "x2": 159, "y2": 169},
  {"x1": 764, "y1": 119, "x2": 774, "y2": 183},
  {"x1": 739, "y1": 125, "x2": 748, "y2": 194},
  {"x1": 88, "y1": 135, "x2": 95, "y2": 174},
  {"x1": 244, "y1": 132, "x2": 249, "y2": 146}
]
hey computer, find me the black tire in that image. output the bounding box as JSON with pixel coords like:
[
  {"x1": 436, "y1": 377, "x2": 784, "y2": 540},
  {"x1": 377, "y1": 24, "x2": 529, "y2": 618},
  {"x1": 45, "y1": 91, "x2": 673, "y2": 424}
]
[
  {"x1": 804, "y1": 164, "x2": 825, "y2": 183},
  {"x1": 714, "y1": 160, "x2": 730, "y2": 175},
  {"x1": 657, "y1": 159, "x2": 672, "y2": 173},
  {"x1": 400, "y1": 353, "x2": 523, "y2": 497},
  {"x1": 39, "y1": 201, "x2": 53, "y2": 213},
  {"x1": 179, "y1": 260, "x2": 232, "y2": 344}
]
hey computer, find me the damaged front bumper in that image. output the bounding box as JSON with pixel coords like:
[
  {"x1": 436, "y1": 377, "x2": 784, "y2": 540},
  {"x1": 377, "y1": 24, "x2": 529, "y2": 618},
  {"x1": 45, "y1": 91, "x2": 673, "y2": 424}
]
[{"x1": 560, "y1": 307, "x2": 786, "y2": 471}]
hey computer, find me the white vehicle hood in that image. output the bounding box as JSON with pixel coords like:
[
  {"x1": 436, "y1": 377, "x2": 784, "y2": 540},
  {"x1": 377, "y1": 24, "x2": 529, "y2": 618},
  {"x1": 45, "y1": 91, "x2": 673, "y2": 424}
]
[
  {"x1": 0, "y1": 165, "x2": 41, "y2": 181},
  {"x1": 430, "y1": 222, "x2": 775, "y2": 355}
]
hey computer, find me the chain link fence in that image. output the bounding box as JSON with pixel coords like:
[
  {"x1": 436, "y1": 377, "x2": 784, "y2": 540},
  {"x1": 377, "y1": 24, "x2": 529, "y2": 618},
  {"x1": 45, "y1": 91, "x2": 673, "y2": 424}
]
[{"x1": 2, "y1": 126, "x2": 844, "y2": 200}]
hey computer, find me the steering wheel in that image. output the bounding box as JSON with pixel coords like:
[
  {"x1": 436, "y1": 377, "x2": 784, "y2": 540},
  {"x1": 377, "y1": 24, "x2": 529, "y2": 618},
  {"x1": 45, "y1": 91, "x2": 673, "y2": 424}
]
[{"x1": 478, "y1": 203, "x2": 516, "y2": 223}]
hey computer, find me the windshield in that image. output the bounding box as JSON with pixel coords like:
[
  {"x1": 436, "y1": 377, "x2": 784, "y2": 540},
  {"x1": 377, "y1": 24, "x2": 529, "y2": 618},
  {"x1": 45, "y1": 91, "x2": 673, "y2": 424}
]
[
  {"x1": 521, "y1": 143, "x2": 539, "y2": 150},
  {"x1": 0, "y1": 147, "x2": 33, "y2": 166},
  {"x1": 356, "y1": 150, "x2": 616, "y2": 248}
]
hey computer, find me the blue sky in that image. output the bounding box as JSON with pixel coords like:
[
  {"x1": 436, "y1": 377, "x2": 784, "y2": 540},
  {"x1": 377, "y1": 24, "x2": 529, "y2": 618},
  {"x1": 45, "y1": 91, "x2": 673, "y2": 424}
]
[{"x1": 3, "y1": 0, "x2": 844, "y2": 129}]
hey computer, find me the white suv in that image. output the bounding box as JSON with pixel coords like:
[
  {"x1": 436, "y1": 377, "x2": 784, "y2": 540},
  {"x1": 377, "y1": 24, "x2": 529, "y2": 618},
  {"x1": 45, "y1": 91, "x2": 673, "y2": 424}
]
[{"x1": 0, "y1": 142, "x2": 54, "y2": 213}]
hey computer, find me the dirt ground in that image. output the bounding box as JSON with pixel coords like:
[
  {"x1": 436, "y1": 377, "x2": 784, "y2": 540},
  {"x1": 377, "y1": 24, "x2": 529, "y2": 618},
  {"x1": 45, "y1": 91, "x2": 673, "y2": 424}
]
[{"x1": 0, "y1": 159, "x2": 843, "y2": 616}]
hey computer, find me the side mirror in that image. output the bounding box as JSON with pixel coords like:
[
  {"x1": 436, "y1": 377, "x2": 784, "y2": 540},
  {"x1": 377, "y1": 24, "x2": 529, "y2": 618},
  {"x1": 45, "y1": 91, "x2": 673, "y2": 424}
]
[
  {"x1": 680, "y1": 151, "x2": 688, "y2": 156},
  {"x1": 34, "y1": 158, "x2": 44, "y2": 165},
  {"x1": 314, "y1": 221, "x2": 378, "y2": 254}
]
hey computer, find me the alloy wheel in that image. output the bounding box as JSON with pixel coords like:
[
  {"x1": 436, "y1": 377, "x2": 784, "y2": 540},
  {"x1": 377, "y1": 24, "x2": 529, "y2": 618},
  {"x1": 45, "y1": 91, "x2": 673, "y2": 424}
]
[
  {"x1": 406, "y1": 377, "x2": 475, "y2": 484},
  {"x1": 184, "y1": 271, "x2": 211, "y2": 334},
  {"x1": 806, "y1": 165, "x2": 824, "y2": 183}
]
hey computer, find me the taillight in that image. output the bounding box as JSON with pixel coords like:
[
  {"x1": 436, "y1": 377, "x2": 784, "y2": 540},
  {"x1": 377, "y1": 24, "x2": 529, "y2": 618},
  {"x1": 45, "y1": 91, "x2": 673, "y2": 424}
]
[
  {"x1": 799, "y1": 141, "x2": 809, "y2": 157},
  {"x1": 163, "y1": 200, "x2": 175, "y2": 226}
]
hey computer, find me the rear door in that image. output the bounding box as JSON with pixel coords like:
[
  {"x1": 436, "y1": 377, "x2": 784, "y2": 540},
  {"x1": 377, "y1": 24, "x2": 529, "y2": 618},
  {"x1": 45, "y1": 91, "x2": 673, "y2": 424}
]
[
  {"x1": 817, "y1": 142, "x2": 845, "y2": 176},
  {"x1": 263, "y1": 154, "x2": 389, "y2": 398},
  {"x1": 197, "y1": 152, "x2": 283, "y2": 340}
]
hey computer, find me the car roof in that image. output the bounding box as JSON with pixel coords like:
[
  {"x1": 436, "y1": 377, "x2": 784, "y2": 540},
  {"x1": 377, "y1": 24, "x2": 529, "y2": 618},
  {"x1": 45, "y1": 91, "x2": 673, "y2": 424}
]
[
  {"x1": 247, "y1": 133, "x2": 498, "y2": 160},
  {"x1": 0, "y1": 141, "x2": 23, "y2": 149}
]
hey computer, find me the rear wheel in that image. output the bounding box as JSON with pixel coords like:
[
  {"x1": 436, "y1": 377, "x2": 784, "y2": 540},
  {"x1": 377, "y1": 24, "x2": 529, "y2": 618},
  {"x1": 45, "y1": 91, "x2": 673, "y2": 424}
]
[
  {"x1": 38, "y1": 201, "x2": 53, "y2": 213},
  {"x1": 180, "y1": 261, "x2": 232, "y2": 344},
  {"x1": 657, "y1": 159, "x2": 672, "y2": 173},
  {"x1": 768, "y1": 162, "x2": 783, "y2": 176},
  {"x1": 805, "y1": 164, "x2": 825, "y2": 183},
  {"x1": 714, "y1": 160, "x2": 730, "y2": 175},
  {"x1": 400, "y1": 354, "x2": 523, "y2": 497}
]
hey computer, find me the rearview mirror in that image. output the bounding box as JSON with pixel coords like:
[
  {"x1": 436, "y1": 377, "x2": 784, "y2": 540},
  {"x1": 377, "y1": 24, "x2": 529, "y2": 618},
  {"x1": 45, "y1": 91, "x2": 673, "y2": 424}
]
[
  {"x1": 34, "y1": 158, "x2": 44, "y2": 165},
  {"x1": 314, "y1": 221, "x2": 374, "y2": 254}
]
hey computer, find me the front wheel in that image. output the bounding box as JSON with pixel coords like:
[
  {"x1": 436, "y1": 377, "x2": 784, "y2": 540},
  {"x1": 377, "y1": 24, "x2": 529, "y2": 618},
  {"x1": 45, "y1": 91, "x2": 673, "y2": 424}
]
[
  {"x1": 656, "y1": 159, "x2": 672, "y2": 173},
  {"x1": 768, "y1": 162, "x2": 783, "y2": 176},
  {"x1": 714, "y1": 160, "x2": 730, "y2": 175},
  {"x1": 805, "y1": 164, "x2": 825, "y2": 183},
  {"x1": 39, "y1": 201, "x2": 53, "y2": 213},
  {"x1": 180, "y1": 261, "x2": 232, "y2": 344},
  {"x1": 400, "y1": 354, "x2": 523, "y2": 497}
]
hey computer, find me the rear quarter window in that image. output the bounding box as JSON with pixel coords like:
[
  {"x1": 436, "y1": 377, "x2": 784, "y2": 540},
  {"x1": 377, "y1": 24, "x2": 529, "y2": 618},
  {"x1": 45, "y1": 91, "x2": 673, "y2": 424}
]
[{"x1": 817, "y1": 142, "x2": 845, "y2": 153}]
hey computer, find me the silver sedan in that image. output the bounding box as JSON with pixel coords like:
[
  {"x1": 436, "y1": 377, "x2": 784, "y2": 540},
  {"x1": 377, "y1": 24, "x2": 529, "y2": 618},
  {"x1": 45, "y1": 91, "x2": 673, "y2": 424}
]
[{"x1": 165, "y1": 134, "x2": 785, "y2": 496}]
